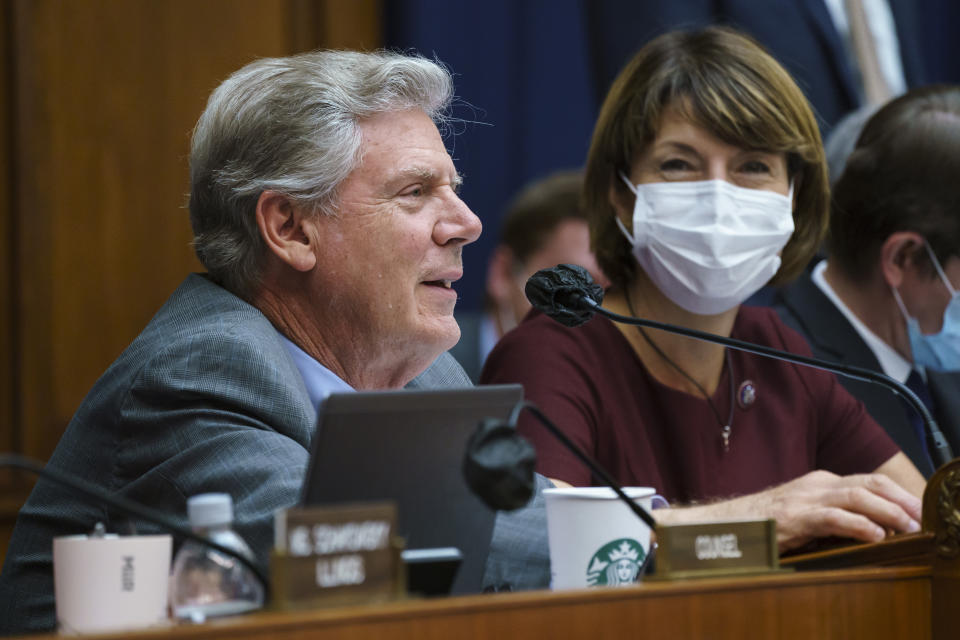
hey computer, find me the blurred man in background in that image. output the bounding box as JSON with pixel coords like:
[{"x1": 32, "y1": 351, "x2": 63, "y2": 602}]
[
  {"x1": 452, "y1": 171, "x2": 609, "y2": 381},
  {"x1": 775, "y1": 86, "x2": 960, "y2": 477}
]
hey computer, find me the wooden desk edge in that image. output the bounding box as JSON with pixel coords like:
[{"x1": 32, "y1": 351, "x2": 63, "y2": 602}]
[{"x1": 23, "y1": 565, "x2": 933, "y2": 640}]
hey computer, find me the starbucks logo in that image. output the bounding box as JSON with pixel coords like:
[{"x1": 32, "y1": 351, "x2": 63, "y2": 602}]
[{"x1": 586, "y1": 538, "x2": 645, "y2": 586}]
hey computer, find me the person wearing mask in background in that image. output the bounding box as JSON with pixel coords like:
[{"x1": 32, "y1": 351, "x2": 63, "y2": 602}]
[
  {"x1": 452, "y1": 171, "x2": 609, "y2": 381},
  {"x1": 775, "y1": 85, "x2": 960, "y2": 477},
  {"x1": 482, "y1": 27, "x2": 924, "y2": 555}
]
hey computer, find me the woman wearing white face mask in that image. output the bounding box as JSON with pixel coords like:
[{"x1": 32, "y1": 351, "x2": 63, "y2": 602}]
[{"x1": 482, "y1": 27, "x2": 925, "y2": 554}]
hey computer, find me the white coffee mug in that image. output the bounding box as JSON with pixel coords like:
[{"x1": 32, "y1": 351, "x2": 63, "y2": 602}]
[
  {"x1": 53, "y1": 534, "x2": 172, "y2": 634},
  {"x1": 544, "y1": 486, "x2": 663, "y2": 590}
]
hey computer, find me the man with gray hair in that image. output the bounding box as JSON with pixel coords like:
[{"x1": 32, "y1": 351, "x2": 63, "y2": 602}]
[{"x1": 0, "y1": 50, "x2": 535, "y2": 634}]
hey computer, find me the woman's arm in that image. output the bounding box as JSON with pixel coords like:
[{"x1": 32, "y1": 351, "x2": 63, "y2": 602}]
[
  {"x1": 651, "y1": 466, "x2": 922, "y2": 553},
  {"x1": 874, "y1": 451, "x2": 926, "y2": 498}
]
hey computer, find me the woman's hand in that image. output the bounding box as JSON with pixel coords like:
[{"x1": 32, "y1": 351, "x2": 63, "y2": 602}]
[{"x1": 654, "y1": 469, "x2": 922, "y2": 553}]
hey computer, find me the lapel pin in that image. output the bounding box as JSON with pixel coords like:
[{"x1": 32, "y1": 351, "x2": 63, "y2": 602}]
[{"x1": 737, "y1": 380, "x2": 756, "y2": 409}]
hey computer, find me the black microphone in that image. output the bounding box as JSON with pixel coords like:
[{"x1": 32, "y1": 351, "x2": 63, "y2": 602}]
[
  {"x1": 464, "y1": 400, "x2": 657, "y2": 530},
  {"x1": 525, "y1": 264, "x2": 955, "y2": 470},
  {"x1": 524, "y1": 264, "x2": 606, "y2": 327},
  {"x1": 463, "y1": 417, "x2": 537, "y2": 511},
  {"x1": 1, "y1": 454, "x2": 271, "y2": 601}
]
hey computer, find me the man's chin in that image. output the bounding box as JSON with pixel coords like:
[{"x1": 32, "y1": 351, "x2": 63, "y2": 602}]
[
  {"x1": 400, "y1": 325, "x2": 460, "y2": 381},
  {"x1": 437, "y1": 321, "x2": 461, "y2": 353},
  {"x1": 415, "y1": 308, "x2": 459, "y2": 335}
]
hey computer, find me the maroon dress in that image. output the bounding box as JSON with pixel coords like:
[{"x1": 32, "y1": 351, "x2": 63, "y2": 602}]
[{"x1": 480, "y1": 306, "x2": 899, "y2": 505}]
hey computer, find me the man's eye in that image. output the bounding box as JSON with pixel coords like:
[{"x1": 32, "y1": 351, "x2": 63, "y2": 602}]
[{"x1": 401, "y1": 186, "x2": 424, "y2": 197}]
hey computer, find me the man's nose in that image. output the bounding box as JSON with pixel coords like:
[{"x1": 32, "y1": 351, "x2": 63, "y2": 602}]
[{"x1": 435, "y1": 193, "x2": 482, "y2": 246}]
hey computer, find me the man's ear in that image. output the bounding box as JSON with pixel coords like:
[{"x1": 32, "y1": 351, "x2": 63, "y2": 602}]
[
  {"x1": 255, "y1": 191, "x2": 317, "y2": 272},
  {"x1": 486, "y1": 246, "x2": 518, "y2": 305},
  {"x1": 879, "y1": 231, "x2": 925, "y2": 288}
]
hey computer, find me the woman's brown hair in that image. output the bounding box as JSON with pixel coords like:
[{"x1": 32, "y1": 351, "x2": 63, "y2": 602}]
[{"x1": 583, "y1": 26, "x2": 828, "y2": 289}]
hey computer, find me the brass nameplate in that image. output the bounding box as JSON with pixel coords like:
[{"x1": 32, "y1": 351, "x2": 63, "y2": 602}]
[
  {"x1": 271, "y1": 502, "x2": 403, "y2": 609},
  {"x1": 653, "y1": 518, "x2": 781, "y2": 580}
]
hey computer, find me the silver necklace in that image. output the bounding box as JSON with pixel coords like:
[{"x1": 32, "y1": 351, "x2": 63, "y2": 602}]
[{"x1": 624, "y1": 293, "x2": 736, "y2": 452}]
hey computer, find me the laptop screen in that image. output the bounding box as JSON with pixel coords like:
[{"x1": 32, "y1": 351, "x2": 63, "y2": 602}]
[{"x1": 299, "y1": 384, "x2": 523, "y2": 595}]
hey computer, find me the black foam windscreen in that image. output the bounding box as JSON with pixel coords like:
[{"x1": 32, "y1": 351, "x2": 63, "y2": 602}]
[
  {"x1": 524, "y1": 264, "x2": 605, "y2": 327},
  {"x1": 462, "y1": 418, "x2": 536, "y2": 511}
]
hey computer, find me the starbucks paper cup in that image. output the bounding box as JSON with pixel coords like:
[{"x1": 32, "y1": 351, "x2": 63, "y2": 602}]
[{"x1": 544, "y1": 487, "x2": 658, "y2": 590}]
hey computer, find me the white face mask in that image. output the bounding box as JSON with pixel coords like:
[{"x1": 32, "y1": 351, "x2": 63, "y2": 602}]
[{"x1": 616, "y1": 173, "x2": 795, "y2": 315}]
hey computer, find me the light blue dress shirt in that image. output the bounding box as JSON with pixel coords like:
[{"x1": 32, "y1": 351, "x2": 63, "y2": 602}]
[{"x1": 279, "y1": 334, "x2": 354, "y2": 410}]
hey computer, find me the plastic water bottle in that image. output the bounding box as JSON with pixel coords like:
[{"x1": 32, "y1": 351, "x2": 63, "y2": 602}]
[{"x1": 169, "y1": 493, "x2": 265, "y2": 622}]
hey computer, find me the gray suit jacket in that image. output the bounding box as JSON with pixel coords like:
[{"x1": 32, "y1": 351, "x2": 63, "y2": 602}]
[{"x1": 0, "y1": 274, "x2": 549, "y2": 635}]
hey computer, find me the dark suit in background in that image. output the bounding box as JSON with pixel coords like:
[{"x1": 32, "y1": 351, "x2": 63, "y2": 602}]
[
  {"x1": 586, "y1": 0, "x2": 926, "y2": 134},
  {"x1": 774, "y1": 272, "x2": 960, "y2": 477}
]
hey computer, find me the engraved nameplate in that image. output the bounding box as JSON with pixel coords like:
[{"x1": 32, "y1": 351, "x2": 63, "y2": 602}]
[
  {"x1": 271, "y1": 502, "x2": 402, "y2": 609},
  {"x1": 653, "y1": 519, "x2": 781, "y2": 580}
]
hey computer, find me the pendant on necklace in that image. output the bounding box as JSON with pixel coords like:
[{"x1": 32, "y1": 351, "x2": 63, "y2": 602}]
[{"x1": 721, "y1": 425, "x2": 731, "y2": 452}]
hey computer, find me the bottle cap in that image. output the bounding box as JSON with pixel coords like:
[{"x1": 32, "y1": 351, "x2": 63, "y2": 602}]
[{"x1": 187, "y1": 493, "x2": 234, "y2": 528}]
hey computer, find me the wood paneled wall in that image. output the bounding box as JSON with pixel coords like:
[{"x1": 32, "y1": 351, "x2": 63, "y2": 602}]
[
  {"x1": 0, "y1": 0, "x2": 381, "y2": 563},
  {"x1": 1, "y1": 1, "x2": 19, "y2": 554}
]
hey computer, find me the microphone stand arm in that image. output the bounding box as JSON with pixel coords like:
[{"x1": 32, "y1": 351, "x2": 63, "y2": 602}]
[
  {"x1": 581, "y1": 297, "x2": 954, "y2": 470},
  {"x1": 518, "y1": 402, "x2": 658, "y2": 530},
  {"x1": 1, "y1": 454, "x2": 271, "y2": 600}
]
